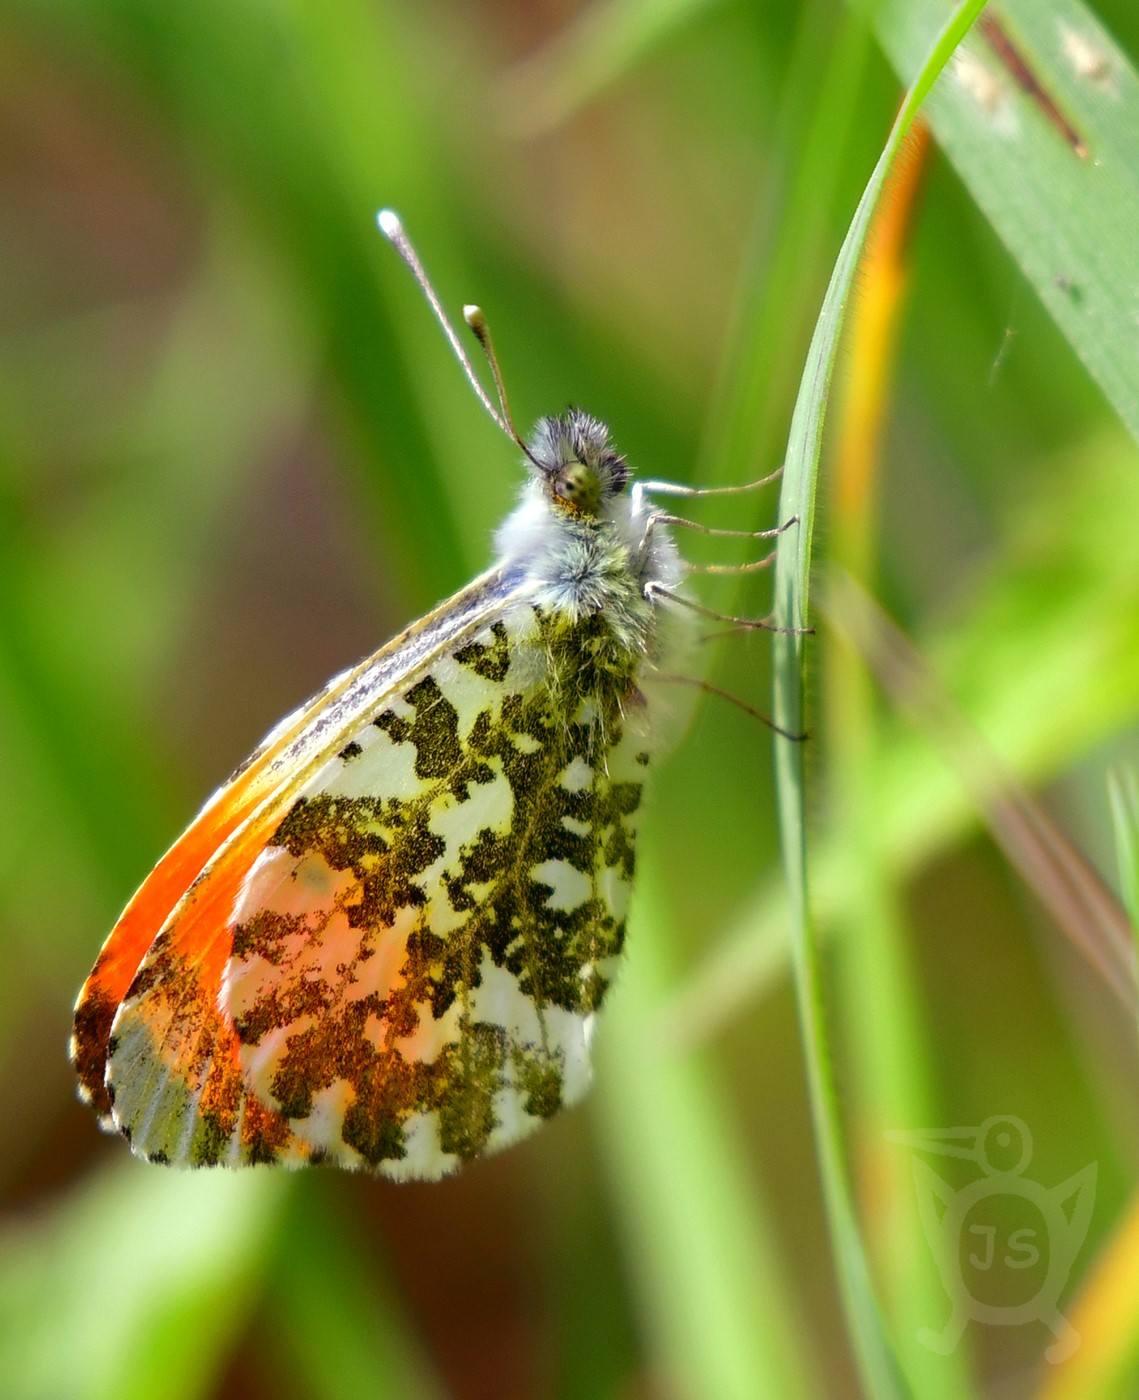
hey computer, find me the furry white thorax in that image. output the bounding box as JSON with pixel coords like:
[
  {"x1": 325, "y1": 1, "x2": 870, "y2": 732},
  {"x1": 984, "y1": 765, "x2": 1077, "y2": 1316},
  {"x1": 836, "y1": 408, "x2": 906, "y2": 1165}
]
[{"x1": 493, "y1": 423, "x2": 684, "y2": 659}]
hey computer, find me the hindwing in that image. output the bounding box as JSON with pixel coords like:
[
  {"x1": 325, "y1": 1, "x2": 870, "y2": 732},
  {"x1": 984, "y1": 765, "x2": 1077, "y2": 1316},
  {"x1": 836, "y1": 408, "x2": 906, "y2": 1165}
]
[{"x1": 75, "y1": 569, "x2": 654, "y2": 1178}]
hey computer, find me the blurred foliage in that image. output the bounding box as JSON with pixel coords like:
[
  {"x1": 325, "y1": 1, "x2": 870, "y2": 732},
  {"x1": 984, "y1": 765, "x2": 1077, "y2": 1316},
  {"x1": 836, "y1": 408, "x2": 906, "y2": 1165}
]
[{"x1": 1, "y1": 0, "x2": 1138, "y2": 1397}]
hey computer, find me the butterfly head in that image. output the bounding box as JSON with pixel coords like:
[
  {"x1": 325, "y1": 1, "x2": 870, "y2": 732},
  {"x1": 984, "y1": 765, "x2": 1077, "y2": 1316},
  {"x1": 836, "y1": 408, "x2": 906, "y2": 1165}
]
[{"x1": 527, "y1": 409, "x2": 629, "y2": 520}]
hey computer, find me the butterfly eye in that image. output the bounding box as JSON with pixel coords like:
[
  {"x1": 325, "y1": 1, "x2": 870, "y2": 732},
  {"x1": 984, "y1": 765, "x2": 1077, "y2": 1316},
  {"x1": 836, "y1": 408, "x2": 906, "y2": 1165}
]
[{"x1": 553, "y1": 462, "x2": 601, "y2": 515}]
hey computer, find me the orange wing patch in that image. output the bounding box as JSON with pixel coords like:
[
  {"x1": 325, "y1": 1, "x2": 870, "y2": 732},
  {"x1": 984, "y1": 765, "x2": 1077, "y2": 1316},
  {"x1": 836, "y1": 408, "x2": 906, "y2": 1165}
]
[
  {"x1": 70, "y1": 668, "x2": 341, "y2": 1121},
  {"x1": 72, "y1": 762, "x2": 281, "y2": 1122},
  {"x1": 105, "y1": 804, "x2": 310, "y2": 1166}
]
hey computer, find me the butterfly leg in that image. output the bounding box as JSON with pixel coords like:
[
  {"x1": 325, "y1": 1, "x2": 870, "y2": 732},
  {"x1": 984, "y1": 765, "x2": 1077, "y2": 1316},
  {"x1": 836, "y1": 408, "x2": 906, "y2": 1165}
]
[
  {"x1": 629, "y1": 472, "x2": 782, "y2": 550},
  {"x1": 632, "y1": 466, "x2": 783, "y2": 501},
  {"x1": 644, "y1": 581, "x2": 814, "y2": 637},
  {"x1": 684, "y1": 548, "x2": 777, "y2": 575},
  {"x1": 655, "y1": 672, "x2": 808, "y2": 741},
  {"x1": 661, "y1": 511, "x2": 798, "y2": 574},
  {"x1": 1042, "y1": 1309, "x2": 1081, "y2": 1365},
  {"x1": 646, "y1": 511, "x2": 795, "y2": 541},
  {"x1": 634, "y1": 505, "x2": 797, "y2": 578}
]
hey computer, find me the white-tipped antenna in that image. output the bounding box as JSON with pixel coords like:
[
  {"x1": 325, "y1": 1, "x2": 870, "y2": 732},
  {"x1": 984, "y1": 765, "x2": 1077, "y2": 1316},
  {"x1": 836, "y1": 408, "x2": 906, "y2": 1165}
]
[{"x1": 377, "y1": 210, "x2": 532, "y2": 458}]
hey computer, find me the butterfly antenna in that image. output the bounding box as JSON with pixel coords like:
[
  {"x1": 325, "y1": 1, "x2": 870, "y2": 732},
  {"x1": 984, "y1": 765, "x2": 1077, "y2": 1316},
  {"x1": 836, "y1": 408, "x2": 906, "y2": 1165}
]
[
  {"x1": 377, "y1": 210, "x2": 538, "y2": 464},
  {"x1": 462, "y1": 306, "x2": 525, "y2": 449}
]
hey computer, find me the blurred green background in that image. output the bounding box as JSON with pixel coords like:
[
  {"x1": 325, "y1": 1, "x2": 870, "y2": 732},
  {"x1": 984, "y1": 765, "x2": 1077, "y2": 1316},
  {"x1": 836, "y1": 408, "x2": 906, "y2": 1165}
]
[{"x1": 2, "y1": 0, "x2": 1139, "y2": 1396}]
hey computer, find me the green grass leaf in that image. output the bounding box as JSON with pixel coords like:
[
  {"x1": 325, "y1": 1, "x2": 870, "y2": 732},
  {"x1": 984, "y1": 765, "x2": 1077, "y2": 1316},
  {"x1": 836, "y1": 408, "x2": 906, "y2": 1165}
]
[
  {"x1": 595, "y1": 853, "x2": 817, "y2": 1400},
  {"x1": 260, "y1": 1181, "x2": 445, "y2": 1400},
  {"x1": 0, "y1": 1166, "x2": 285, "y2": 1400},
  {"x1": 770, "y1": 2, "x2": 989, "y2": 1393},
  {"x1": 671, "y1": 426, "x2": 1139, "y2": 1042},
  {"x1": 872, "y1": 0, "x2": 1139, "y2": 445}
]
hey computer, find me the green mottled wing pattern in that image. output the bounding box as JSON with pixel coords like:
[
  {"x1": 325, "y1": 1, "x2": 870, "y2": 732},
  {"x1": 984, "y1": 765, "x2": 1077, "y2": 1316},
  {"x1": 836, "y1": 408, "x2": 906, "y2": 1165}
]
[
  {"x1": 107, "y1": 593, "x2": 653, "y2": 1179},
  {"x1": 224, "y1": 602, "x2": 652, "y2": 1177}
]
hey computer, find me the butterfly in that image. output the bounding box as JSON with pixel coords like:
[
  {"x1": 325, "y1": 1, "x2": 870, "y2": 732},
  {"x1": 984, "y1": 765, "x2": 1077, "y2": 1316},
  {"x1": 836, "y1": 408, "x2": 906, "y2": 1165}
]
[{"x1": 71, "y1": 211, "x2": 792, "y2": 1179}]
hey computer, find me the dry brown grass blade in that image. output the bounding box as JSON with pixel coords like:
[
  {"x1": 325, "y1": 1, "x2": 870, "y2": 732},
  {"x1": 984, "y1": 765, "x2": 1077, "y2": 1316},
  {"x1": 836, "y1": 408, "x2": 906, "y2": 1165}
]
[{"x1": 821, "y1": 569, "x2": 1135, "y2": 1012}]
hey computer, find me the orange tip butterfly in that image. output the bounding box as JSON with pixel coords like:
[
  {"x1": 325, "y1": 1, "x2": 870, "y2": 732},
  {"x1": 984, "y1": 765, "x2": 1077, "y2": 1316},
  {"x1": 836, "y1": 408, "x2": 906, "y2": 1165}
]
[{"x1": 71, "y1": 211, "x2": 791, "y2": 1178}]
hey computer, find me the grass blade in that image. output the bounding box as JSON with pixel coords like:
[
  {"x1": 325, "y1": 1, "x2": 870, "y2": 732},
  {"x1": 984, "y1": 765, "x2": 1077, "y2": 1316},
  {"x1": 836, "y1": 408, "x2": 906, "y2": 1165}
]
[
  {"x1": 0, "y1": 1167, "x2": 285, "y2": 1400},
  {"x1": 670, "y1": 428, "x2": 1139, "y2": 1043},
  {"x1": 872, "y1": 0, "x2": 1139, "y2": 445},
  {"x1": 595, "y1": 848, "x2": 817, "y2": 1399},
  {"x1": 261, "y1": 1181, "x2": 445, "y2": 1400},
  {"x1": 770, "y1": 2, "x2": 988, "y2": 1392}
]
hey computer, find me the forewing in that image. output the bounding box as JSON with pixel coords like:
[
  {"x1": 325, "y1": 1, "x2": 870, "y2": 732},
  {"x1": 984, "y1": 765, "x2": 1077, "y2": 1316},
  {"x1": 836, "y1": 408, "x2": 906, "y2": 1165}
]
[
  {"x1": 75, "y1": 568, "x2": 518, "y2": 1153},
  {"x1": 100, "y1": 804, "x2": 308, "y2": 1166},
  {"x1": 121, "y1": 600, "x2": 653, "y2": 1178}
]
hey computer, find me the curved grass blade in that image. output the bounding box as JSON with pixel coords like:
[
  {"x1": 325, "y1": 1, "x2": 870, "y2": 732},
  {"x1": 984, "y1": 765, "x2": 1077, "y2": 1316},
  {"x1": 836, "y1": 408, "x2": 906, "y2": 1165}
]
[
  {"x1": 500, "y1": 0, "x2": 1139, "y2": 448},
  {"x1": 668, "y1": 426, "x2": 1139, "y2": 1043},
  {"x1": 770, "y1": 2, "x2": 989, "y2": 1393}
]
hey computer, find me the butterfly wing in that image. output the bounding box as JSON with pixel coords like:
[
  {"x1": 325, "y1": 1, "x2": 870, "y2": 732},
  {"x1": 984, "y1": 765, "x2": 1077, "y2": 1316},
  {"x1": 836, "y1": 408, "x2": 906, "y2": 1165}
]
[
  {"x1": 72, "y1": 567, "x2": 524, "y2": 1159},
  {"x1": 83, "y1": 567, "x2": 654, "y2": 1178}
]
